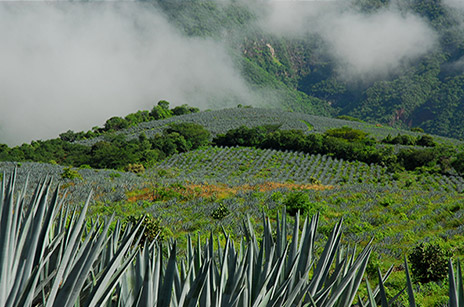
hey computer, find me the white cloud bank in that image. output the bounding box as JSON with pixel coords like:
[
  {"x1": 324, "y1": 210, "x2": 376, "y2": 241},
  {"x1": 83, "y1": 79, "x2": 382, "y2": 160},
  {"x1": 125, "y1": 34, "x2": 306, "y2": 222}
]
[
  {"x1": 258, "y1": 0, "x2": 438, "y2": 81},
  {"x1": 0, "y1": 3, "x2": 254, "y2": 145}
]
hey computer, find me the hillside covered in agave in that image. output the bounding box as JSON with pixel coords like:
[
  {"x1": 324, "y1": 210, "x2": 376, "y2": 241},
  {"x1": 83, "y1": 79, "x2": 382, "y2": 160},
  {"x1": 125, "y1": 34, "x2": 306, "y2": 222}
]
[{"x1": 1, "y1": 103, "x2": 464, "y2": 305}]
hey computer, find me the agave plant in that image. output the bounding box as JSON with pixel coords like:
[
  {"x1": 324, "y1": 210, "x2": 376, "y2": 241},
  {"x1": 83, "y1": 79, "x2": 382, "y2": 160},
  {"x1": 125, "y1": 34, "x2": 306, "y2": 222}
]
[
  {"x1": 0, "y1": 170, "x2": 142, "y2": 306},
  {"x1": 116, "y1": 209, "x2": 373, "y2": 306}
]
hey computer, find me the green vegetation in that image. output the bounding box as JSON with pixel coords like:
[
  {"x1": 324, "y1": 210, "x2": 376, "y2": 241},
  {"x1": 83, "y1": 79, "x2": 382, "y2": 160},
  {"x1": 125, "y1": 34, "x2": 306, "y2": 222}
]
[
  {"x1": 409, "y1": 243, "x2": 451, "y2": 283},
  {"x1": 4, "y1": 0, "x2": 464, "y2": 302},
  {"x1": 59, "y1": 100, "x2": 199, "y2": 142},
  {"x1": 1, "y1": 102, "x2": 464, "y2": 305},
  {"x1": 61, "y1": 166, "x2": 83, "y2": 180},
  {"x1": 0, "y1": 121, "x2": 210, "y2": 171},
  {"x1": 0, "y1": 172, "x2": 378, "y2": 306},
  {"x1": 214, "y1": 125, "x2": 461, "y2": 174}
]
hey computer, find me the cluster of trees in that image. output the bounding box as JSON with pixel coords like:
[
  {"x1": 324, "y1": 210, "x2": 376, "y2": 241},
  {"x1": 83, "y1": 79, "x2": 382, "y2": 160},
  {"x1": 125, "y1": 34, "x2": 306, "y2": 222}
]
[
  {"x1": 3, "y1": 118, "x2": 464, "y2": 176},
  {"x1": 0, "y1": 122, "x2": 210, "y2": 170},
  {"x1": 381, "y1": 133, "x2": 436, "y2": 147},
  {"x1": 214, "y1": 125, "x2": 464, "y2": 175},
  {"x1": 59, "y1": 101, "x2": 200, "y2": 142}
]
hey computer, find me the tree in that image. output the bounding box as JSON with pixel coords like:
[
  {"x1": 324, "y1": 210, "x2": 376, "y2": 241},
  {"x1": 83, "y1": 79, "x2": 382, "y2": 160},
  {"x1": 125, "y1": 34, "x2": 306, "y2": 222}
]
[
  {"x1": 171, "y1": 104, "x2": 200, "y2": 116},
  {"x1": 324, "y1": 127, "x2": 370, "y2": 143},
  {"x1": 157, "y1": 100, "x2": 170, "y2": 110},
  {"x1": 150, "y1": 105, "x2": 172, "y2": 120},
  {"x1": 104, "y1": 117, "x2": 129, "y2": 132},
  {"x1": 165, "y1": 122, "x2": 210, "y2": 150},
  {"x1": 416, "y1": 135, "x2": 436, "y2": 147},
  {"x1": 408, "y1": 243, "x2": 451, "y2": 283},
  {"x1": 452, "y1": 152, "x2": 464, "y2": 175},
  {"x1": 59, "y1": 130, "x2": 77, "y2": 142}
]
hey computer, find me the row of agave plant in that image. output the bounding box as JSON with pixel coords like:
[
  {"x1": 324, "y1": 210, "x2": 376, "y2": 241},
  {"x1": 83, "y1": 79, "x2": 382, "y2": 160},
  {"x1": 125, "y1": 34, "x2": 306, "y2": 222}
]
[{"x1": 0, "y1": 170, "x2": 462, "y2": 306}]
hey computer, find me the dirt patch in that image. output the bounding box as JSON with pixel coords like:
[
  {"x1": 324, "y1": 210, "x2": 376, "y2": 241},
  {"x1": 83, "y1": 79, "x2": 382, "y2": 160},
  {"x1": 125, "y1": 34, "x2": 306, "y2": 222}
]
[{"x1": 128, "y1": 182, "x2": 333, "y2": 202}]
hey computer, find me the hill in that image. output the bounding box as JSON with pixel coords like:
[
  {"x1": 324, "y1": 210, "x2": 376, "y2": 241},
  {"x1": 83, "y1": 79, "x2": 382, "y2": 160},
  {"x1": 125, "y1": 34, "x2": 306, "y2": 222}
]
[
  {"x1": 1, "y1": 104, "x2": 464, "y2": 304},
  {"x1": 76, "y1": 107, "x2": 461, "y2": 146}
]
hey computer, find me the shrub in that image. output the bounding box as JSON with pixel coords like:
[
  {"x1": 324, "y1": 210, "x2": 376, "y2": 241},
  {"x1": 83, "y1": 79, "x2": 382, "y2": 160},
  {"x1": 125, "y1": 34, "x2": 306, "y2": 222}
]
[
  {"x1": 61, "y1": 167, "x2": 83, "y2": 180},
  {"x1": 408, "y1": 243, "x2": 451, "y2": 283},
  {"x1": 416, "y1": 135, "x2": 436, "y2": 147},
  {"x1": 165, "y1": 122, "x2": 211, "y2": 150},
  {"x1": 284, "y1": 192, "x2": 311, "y2": 216},
  {"x1": 125, "y1": 163, "x2": 145, "y2": 174},
  {"x1": 211, "y1": 203, "x2": 230, "y2": 220},
  {"x1": 411, "y1": 127, "x2": 424, "y2": 133},
  {"x1": 324, "y1": 126, "x2": 369, "y2": 142},
  {"x1": 124, "y1": 214, "x2": 165, "y2": 246}
]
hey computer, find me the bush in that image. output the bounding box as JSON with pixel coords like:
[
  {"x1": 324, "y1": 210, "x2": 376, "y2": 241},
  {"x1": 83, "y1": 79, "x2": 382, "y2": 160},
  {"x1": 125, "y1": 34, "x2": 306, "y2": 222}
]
[
  {"x1": 408, "y1": 243, "x2": 451, "y2": 283},
  {"x1": 416, "y1": 135, "x2": 436, "y2": 147},
  {"x1": 125, "y1": 163, "x2": 145, "y2": 174},
  {"x1": 324, "y1": 126, "x2": 369, "y2": 142},
  {"x1": 165, "y1": 122, "x2": 211, "y2": 150},
  {"x1": 61, "y1": 167, "x2": 83, "y2": 180},
  {"x1": 211, "y1": 203, "x2": 230, "y2": 220},
  {"x1": 124, "y1": 214, "x2": 165, "y2": 247},
  {"x1": 284, "y1": 192, "x2": 311, "y2": 216}
]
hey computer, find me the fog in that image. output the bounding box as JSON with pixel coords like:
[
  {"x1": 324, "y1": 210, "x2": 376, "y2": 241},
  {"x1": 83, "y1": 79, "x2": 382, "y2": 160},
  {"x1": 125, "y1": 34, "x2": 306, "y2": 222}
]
[
  {"x1": 0, "y1": 3, "x2": 254, "y2": 145},
  {"x1": 257, "y1": 0, "x2": 438, "y2": 81},
  {"x1": 444, "y1": 0, "x2": 464, "y2": 11}
]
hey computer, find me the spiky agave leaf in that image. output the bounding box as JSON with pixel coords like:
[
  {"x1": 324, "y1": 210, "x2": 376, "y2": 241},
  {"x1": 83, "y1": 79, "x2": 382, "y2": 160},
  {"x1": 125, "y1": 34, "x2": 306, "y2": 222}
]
[
  {"x1": 449, "y1": 259, "x2": 464, "y2": 307},
  {"x1": 119, "y1": 207, "x2": 373, "y2": 307},
  {"x1": 0, "y1": 171, "x2": 141, "y2": 306}
]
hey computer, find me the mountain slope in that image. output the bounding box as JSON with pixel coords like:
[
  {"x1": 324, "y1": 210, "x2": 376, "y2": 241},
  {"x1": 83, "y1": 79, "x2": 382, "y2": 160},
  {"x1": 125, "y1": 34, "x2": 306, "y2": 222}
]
[{"x1": 151, "y1": 0, "x2": 464, "y2": 139}]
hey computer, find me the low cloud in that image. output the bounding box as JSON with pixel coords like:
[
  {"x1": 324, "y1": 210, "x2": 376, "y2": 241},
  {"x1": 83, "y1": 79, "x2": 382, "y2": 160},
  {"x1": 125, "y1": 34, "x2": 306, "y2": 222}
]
[
  {"x1": 321, "y1": 9, "x2": 438, "y2": 80},
  {"x1": 0, "y1": 2, "x2": 254, "y2": 145},
  {"x1": 257, "y1": 0, "x2": 438, "y2": 81},
  {"x1": 444, "y1": 0, "x2": 464, "y2": 11}
]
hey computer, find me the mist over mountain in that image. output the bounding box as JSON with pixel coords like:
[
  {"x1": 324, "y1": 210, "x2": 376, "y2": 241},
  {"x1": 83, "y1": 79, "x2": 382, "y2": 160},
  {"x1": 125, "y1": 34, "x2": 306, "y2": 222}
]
[
  {"x1": 257, "y1": 0, "x2": 438, "y2": 81},
  {"x1": 1, "y1": 0, "x2": 464, "y2": 144}
]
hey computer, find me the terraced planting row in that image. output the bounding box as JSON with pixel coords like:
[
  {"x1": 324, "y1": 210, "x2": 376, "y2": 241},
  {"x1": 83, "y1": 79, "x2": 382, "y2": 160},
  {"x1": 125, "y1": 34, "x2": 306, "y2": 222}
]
[
  {"x1": 155, "y1": 146, "x2": 464, "y2": 193},
  {"x1": 0, "y1": 161, "x2": 146, "y2": 204}
]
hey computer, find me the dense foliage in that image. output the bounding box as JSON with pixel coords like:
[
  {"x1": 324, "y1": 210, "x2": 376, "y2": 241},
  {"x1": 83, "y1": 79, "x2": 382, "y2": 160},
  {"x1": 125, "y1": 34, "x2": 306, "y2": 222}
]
[
  {"x1": 0, "y1": 122, "x2": 210, "y2": 170},
  {"x1": 214, "y1": 125, "x2": 464, "y2": 174},
  {"x1": 409, "y1": 243, "x2": 451, "y2": 283},
  {"x1": 58, "y1": 100, "x2": 199, "y2": 142}
]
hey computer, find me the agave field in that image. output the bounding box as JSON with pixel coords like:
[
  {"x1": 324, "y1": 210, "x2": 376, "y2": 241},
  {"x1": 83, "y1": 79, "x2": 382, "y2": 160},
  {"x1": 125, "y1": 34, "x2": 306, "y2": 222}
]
[
  {"x1": 76, "y1": 108, "x2": 461, "y2": 146},
  {"x1": 0, "y1": 161, "x2": 147, "y2": 205},
  {"x1": 0, "y1": 170, "x2": 404, "y2": 306},
  {"x1": 156, "y1": 146, "x2": 387, "y2": 186},
  {"x1": 2, "y1": 161, "x2": 464, "y2": 305},
  {"x1": 2, "y1": 143, "x2": 464, "y2": 305},
  {"x1": 154, "y1": 146, "x2": 464, "y2": 192}
]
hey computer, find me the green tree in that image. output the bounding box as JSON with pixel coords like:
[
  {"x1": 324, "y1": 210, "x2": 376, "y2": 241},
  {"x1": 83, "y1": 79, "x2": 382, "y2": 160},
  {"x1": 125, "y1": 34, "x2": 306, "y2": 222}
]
[
  {"x1": 165, "y1": 122, "x2": 210, "y2": 150},
  {"x1": 408, "y1": 243, "x2": 451, "y2": 283},
  {"x1": 452, "y1": 152, "x2": 464, "y2": 175},
  {"x1": 104, "y1": 116, "x2": 129, "y2": 132}
]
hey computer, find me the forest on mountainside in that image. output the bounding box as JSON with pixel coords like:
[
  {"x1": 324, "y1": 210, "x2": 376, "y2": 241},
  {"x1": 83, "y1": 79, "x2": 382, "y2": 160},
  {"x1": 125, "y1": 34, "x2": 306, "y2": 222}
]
[{"x1": 151, "y1": 0, "x2": 464, "y2": 139}]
